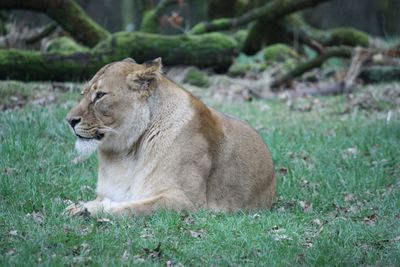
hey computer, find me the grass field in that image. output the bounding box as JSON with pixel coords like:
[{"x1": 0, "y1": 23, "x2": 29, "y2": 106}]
[{"x1": 1, "y1": 81, "x2": 399, "y2": 266}]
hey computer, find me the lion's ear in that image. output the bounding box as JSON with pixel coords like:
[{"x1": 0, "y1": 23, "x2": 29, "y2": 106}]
[
  {"x1": 126, "y1": 57, "x2": 163, "y2": 93},
  {"x1": 143, "y1": 57, "x2": 162, "y2": 73}
]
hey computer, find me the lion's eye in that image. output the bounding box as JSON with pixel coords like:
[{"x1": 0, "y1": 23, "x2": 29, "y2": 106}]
[{"x1": 94, "y1": 92, "x2": 107, "y2": 101}]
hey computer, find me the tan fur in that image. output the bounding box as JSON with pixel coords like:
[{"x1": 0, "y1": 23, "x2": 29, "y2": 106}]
[{"x1": 65, "y1": 58, "x2": 275, "y2": 216}]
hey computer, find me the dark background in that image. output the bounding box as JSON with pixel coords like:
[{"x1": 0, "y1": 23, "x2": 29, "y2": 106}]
[{"x1": 10, "y1": 0, "x2": 400, "y2": 37}]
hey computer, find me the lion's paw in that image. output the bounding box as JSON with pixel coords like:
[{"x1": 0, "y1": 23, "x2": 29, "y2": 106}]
[{"x1": 65, "y1": 202, "x2": 91, "y2": 217}]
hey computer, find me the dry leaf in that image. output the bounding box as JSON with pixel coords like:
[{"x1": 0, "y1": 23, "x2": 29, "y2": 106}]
[
  {"x1": 97, "y1": 218, "x2": 111, "y2": 224},
  {"x1": 312, "y1": 218, "x2": 322, "y2": 226},
  {"x1": 274, "y1": 234, "x2": 292, "y2": 241},
  {"x1": 72, "y1": 256, "x2": 92, "y2": 264},
  {"x1": 278, "y1": 167, "x2": 288, "y2": 176},
  {"x1": 304, "y1": 238, "x2": 313, "y2": 247},
  {"x1": 142, "y1": 242, "x2": 162, "y2": 259},
  {"x1": 391, "y1": 236, "x2": 400, "y2": 242},
  {"x1": 343, "y1": 147, "x2": 358, "y2": 157},
  {"x1": 301, "y1": 179, "x2": 310, "y2": 187},
  {"x1": 269, "y1": 226, "x2": 286, "y2": 234},
  {"x1": 363, "y1": 214, "x2": 378, "y2": 226},
  {"x1": 6, "y1": 248, "x2": 16, "y2": 256},
  {"x1": 277, "y1": 207, "x2": 286, "y2": 213},
  {"x1": 344, "y1": 193, "x2": 357, "y2": 203},
  {"x1": 78, "y1": 227, "x2": 90, "y2": 236},
  {"x1": 122, "y1": 250, "x2": 130, "y2": 262},
  {"x1": 27, "y1": 211, "x2": 44, "y2": 225},
  {"x1": 4, "y1": 167, "x2": 16, "y2": 176},
  {"x1": 9, "y1": 230, "x2": 18, "y2": 236},
  {"x1": 140, "y1": 228, "x2": 154, "y2": 239},
  {"x1": 166, "y1": 260, "x2": 183, "y2": 267},
  {"x1": 299, "y1": 201, "x2": 313, "y2": 213},
  {"x1": 300, "y1": 179, "x2": 320, "y2": 189},
  {"x1": 189, "y1": 230, "x2": 205, "y2": 238},
  {"x1": 181, "y1": 215, "x2": 195, "y2": 225}
]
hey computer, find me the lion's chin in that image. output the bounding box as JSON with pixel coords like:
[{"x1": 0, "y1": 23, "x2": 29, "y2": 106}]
[{"x1": 75, "y1": 138, "x2": 100, "y2": 159}]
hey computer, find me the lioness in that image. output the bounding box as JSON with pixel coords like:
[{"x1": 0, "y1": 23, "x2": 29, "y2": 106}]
[{"x1": 66, "y1": 58, "x2": 275, "y2": 216}]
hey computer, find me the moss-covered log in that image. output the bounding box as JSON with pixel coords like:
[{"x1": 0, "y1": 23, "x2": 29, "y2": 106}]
[
  {"x1": 190, "y1": 0, "x2": 331, "y2": 34},
  {"x1": 45, "y1": 37, "x2": 89, "y2": 54},
  {"x1": 263, "y1": 44, "x2": 299, "y2": 62},
  {"x1": 271, "y1": 46, "x2": 352, "y2": 89},
  {"x1": 0, "y1": 0, "x2": 109, "y2": 47},
  {"x1": 243, "y1": 14, "x2": 370, "y2": 54},
  {"x1": 0, "y1": 32, "x2": 237, "y2": 81}
]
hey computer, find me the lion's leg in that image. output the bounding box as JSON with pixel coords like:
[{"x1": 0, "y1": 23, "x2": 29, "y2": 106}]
[{"x1": 104, "y1": 190, "x2": 194, "y2": 215}]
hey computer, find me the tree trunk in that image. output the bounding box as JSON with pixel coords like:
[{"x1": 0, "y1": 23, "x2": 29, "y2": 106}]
[
  {"x1": 189, "y1": 0, "x2": 331, "y2": 35},
  {"x1": 140, "y1": 0, "x2": 177, "y2": 33},
  {"x1": 0, "y1": 32, "x2": 237, "y2": 81},
  {"x1": 0, "y1": 0, "x2": 109, "y2": 47}
]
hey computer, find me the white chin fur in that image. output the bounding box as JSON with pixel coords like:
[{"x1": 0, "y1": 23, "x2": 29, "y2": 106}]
[{"x1": 75, "y1": 138, "x2": 100, "y2": 160}]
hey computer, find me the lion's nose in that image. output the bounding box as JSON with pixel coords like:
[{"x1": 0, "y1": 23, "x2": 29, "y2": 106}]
[{"x1": 67, "y1": 117, "x2": 81, "y2": 129}]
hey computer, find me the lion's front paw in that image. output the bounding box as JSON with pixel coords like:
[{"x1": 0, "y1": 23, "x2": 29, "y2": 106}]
[{"x1": 65, "y1": 202, "x2": 91, "y2": 217}]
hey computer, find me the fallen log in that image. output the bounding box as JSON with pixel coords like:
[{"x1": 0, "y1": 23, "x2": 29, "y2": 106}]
[
  {"x1": 0, "y1": 32, "x2": 237, "y2": 81},
  {"x1": 271, "y1": 46, "x2": 352, "y2": 89},
  {"x1": 0, "y1": 0, "x2": 109, "y2": 47},
  {"x1": 189, "y1": 0, "x2": 331, "y2": 34}
]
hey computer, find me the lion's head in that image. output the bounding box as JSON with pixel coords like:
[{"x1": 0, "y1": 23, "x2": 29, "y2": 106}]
[{"x1": 66, "y1": 57, "x2": 162, "y2": 156}]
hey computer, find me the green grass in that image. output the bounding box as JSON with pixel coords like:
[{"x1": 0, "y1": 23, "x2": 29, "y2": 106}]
[{"x1": 1, "y1": 82, "x2": 399, "y2": 266}]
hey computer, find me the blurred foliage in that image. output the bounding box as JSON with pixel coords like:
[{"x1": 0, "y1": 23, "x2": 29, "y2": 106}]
[
  {"x1": 183, "y1": 68, "x2": 210, "y2": 87},
  {"x1": 263, "y1": 44, "x2": 298, "y2": 62},
  {"x1": 329, "y1": 28, "x2": 370, "y2": 47},
  {"x1": 228, "y1": 52, "x2": 266, "y2": 77},
  {"x1": 140, "y1": 10, "x2": 158, "y2": 33},
  {"x1": 45, "y1": 37, "x2": 89, "y2": 54},
  {"x1": 360, "y1": 66, "x2": 400, "y2": 83}
]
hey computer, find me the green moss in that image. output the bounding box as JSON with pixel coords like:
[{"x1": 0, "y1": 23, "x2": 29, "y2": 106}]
[
  {"x1": 228, "y1": 63, "x2": 251, "y2": 76},
  {"x1": 233, "y1": 29, "x2": 248, "y2": 50},
  {"x1": 212, "y1": 18, "x2": 231, "y2": 27},
  {"x1": 190, "y1": 18, "x2": 231, "y2": 34},
  {"x1": 228, "y1": 52, "x2": 266, "y2": 77},
  {"x1": 140, "y1": 10, "x2": 158, "y2": 33},
  {"x1": 94, "y1": 32, "x2": 237, "y2": 69},
  {"x1": 263, "y1": 44, "x2": 298, "y2": 62},
  {"x1": 330, "y1": 28, "x2": 370, "y2": 47},
  {"x1": 45, "y1": 37, "x2": 89, "y2": 54},
  {"x1": 0, "y1": 32, "x2": 237, "y2": 81},
  {"x1": 189, "y1": 23, "x2": 206, "y2": 35},
  {"x1": 183, "y1": 68, "x2": 210, "y2": 87}
]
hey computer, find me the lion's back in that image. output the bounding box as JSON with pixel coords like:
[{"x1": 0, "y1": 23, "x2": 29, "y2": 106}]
[{"x1": 205, "y1": 109, "x2": 275, "y2": 210}]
